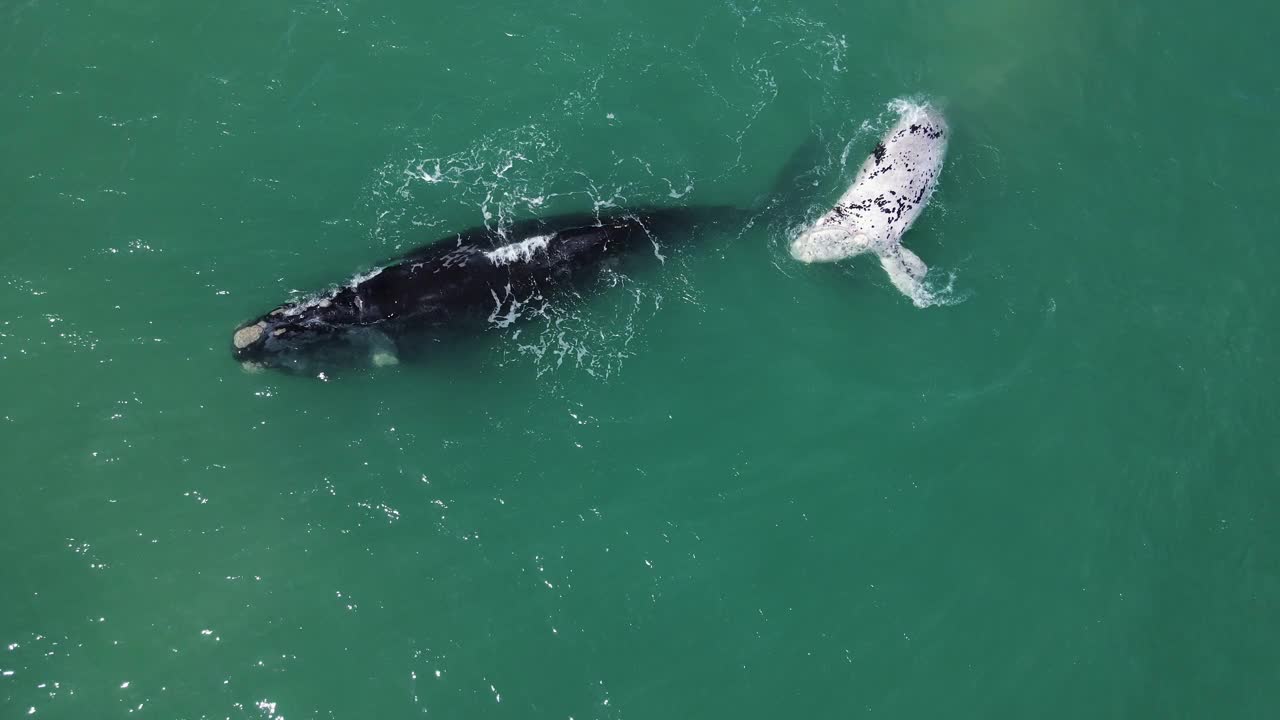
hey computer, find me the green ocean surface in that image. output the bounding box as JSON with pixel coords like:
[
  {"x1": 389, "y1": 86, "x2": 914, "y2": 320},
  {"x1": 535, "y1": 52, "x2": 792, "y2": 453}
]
[{"x1": 3, "y1": 0, "x2": 1278, "y2": 717}]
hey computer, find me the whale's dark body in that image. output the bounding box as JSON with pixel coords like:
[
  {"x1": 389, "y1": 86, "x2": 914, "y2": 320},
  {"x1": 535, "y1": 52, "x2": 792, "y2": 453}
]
[{"x1": 232, "y1": 206, "x2": 736, "y2": 372}]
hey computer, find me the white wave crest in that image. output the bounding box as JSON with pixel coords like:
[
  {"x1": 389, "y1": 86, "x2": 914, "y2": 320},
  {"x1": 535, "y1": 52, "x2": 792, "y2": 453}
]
[{"x1": 485, "y1": 235, "x2": 552, "y2": 265}]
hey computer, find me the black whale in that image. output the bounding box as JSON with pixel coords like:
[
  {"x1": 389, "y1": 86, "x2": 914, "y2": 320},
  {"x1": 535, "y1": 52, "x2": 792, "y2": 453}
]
[{"x1": 231, "y1": 206, "x2": 736, "y2": 372}]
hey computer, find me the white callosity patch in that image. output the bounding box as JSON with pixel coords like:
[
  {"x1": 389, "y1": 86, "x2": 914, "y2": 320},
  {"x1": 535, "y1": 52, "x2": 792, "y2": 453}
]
[
  {"x1": 232, "y1": 322, "x2": 266, "y2": 349},
  {"x1": 791, "y1": 99, "x2": 949, "y2": 306},
  {"x1": 485, "y1": 234, "x2": 553, "y2": 265},
  {"x1": 277, "y1": 267, "x2": 385, "y2": 318}
]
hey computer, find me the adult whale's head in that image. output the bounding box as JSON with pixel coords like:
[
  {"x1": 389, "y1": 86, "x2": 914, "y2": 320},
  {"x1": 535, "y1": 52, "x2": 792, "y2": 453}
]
[{"x1": 230, "y1": 289, "x2": 389, "y2": 374}]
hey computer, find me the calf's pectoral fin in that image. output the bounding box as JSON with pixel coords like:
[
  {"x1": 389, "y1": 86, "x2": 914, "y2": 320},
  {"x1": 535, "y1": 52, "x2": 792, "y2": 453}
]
[{"x1": 876, "y1": 245, "x2": 930, "y2": 306}]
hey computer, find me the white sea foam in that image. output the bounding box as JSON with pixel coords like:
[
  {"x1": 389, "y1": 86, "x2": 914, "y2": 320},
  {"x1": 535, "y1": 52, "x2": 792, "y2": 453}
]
[
  {"x1": 346, "y1": 266, "x2": 386, "y2": 288},
  {"x1": 485, "y1": 235, "x2": 552, "y2": 265},
  {"x1": 487, "y1": 283, "x2": 531, "y2": 329}
]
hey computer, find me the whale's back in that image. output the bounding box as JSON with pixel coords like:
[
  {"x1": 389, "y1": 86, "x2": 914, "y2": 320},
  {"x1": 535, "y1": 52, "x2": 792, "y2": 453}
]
[{"x1": 834, "y1": 104, "x2": 947, "y2": 246}]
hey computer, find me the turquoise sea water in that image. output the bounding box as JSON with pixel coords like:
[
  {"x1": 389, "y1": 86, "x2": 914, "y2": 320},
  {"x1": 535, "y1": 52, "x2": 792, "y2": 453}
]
[{"x1": 3, "y1": 1, "x2": 1279, "y2": 717}]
